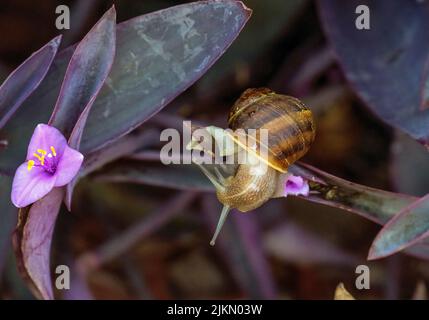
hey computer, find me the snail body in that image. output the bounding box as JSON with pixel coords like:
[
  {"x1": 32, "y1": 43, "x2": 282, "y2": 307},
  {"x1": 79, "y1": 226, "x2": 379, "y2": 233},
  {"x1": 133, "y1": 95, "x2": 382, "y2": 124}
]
[
  {"x1": 216, "y1": 157, "x2": 279, "y2": 212},
  {"x1": 192, "y1": 88, "x2": 316, "y2": 245},
  {"x1": 216, "y1": 88, "x2": 315, "y2": 213}
]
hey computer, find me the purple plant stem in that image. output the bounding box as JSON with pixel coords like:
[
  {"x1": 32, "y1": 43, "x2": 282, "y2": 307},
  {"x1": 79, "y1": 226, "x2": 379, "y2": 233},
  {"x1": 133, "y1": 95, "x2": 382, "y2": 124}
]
[{"x1": 76, "y1": 191, "x2": 198, "y2": 271}]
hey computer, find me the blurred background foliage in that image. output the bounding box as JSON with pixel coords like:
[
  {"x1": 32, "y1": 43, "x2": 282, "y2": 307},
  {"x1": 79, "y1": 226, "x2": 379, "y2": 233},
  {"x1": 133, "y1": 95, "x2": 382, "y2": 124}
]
[{"x1": 0, "y1": 0, "x2": 428, "y2": 299}]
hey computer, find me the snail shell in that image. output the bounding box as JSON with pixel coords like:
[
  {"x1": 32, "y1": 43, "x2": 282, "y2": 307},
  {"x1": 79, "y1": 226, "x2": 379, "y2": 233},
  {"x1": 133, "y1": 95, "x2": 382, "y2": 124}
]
[
  {"x1": 227, "y1": 87, "x2": 316, "y2": 173},
  {"x1": 216, "y1": 88, "x2": 316, "y2": 212}
]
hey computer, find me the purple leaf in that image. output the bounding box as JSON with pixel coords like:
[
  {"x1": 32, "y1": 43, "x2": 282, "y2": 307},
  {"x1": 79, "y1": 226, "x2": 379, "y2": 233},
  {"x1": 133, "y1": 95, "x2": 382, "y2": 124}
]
[
  {"x1": 0, "y1": 0, "x2": 252, "y2": 175},
  {"x1": 0, "y1": 36, "x2": 61, "y2": 129},
  {"x1": 81, "y1": 130, "x2": 159, "y2": 177},
  {"x1": 49, "y1": 6, "x2": 116, "y2": 140},
  {"x1": 319, "y1": 0, "x2": 429, "y2": 145},
  {"x1": 94, "y1": 161, "x2": 214, "y2": 192},
  {"x1": 49, "y1": 6, "x2": 116, "y2": 209},
  {"x1": 290, "y1": 163, "x2": 414, "y2": 225},
  {"x1": 369, "y1": 194, "x2": 429, "y2": 260},
  {"x1": 80, "y1": 0, "x2": 251, "y2": 153},
  {"x1": 12, "y1": 188, "x2": 64, "y2": 300}
]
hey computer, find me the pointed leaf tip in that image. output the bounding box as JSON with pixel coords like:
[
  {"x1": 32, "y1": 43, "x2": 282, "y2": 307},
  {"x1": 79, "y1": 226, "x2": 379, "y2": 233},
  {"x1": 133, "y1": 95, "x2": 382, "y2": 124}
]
[
  {"x1": 0, "y1": 35, "x2": 61, "y2": 129},
  {"x1": 236, "y1": 0, "x2": 252, "y2": 16},
  {"x1": 368, "y1": 193, "x2": 429, "y2": 260},
  {"x1": 49, "y1": 5, "x2": 116, "y2": 138},
  {"x1": 104, "y1": 4, "x2": 117, "y2": 18},
  {"x1": 50, "y1": 35, "x2": 62, "y2": 47}
]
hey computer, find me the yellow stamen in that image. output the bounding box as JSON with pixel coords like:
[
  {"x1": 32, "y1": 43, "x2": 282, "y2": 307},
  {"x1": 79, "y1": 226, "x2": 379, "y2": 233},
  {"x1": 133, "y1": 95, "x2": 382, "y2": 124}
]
[
  {"x1": 27, "y1": 160, "x2": 35, "y2": 171},
  {"x1": 33, "y1": 153, "x2": 42, "y2": 161},
  {"x1": 50, "y1": 146, "x2": 57, "y2": 157},
  {"x1": 33, "y1": 152, "x2": 45, "y2": 165},
  {"x1": 37, "y1": 149, "x2": 47, "y2": 155}
]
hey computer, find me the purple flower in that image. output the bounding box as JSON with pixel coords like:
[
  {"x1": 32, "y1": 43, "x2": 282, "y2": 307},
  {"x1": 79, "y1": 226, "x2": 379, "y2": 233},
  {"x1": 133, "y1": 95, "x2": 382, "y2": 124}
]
[
  {"x1": 11, "y1": 124, "x2": 84, "y2": 208},
  {"x1": 284, "y1": 174, "x2": 309, "y2": 197}
]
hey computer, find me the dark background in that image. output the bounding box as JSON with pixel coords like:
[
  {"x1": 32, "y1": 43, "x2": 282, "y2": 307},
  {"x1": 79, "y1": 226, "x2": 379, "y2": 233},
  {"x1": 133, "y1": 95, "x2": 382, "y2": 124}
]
[{"x1": 0, "y1": 0, "x2": 427, "y2": 300}]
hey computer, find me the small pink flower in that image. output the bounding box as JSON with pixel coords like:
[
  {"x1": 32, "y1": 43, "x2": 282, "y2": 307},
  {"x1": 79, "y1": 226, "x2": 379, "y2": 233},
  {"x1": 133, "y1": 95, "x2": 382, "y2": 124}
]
[
  {"x1": 11, "y1": 124, "x2": 83, "y2": 208},
  {"x1": 284, "y1": 174, "x2": 309, "y2": 197}
]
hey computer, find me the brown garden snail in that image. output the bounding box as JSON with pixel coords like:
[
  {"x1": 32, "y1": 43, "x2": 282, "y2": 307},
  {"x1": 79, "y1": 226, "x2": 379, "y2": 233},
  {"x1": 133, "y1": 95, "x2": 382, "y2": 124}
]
[{"x1": 189, "y1": 88, "x2": 316, "y2": 245}]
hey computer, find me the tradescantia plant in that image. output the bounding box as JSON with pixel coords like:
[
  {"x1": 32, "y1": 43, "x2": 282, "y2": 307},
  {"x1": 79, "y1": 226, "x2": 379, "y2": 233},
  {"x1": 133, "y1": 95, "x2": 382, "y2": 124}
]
[
  {"x1": 1, "y1": 0, "x2": 252, "y2": 299},
  {"x1": 1, "y1": 0, "x2": 429, "y2": 300}
]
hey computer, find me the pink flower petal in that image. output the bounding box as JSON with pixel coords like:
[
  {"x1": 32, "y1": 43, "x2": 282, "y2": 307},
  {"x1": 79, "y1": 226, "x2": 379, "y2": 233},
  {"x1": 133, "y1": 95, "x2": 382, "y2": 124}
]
[
  {"x1": 26, "y1": 124, "x2": 67, "y2": 160},
  {"x1": 54, "y1": 145, "x2": 84, "y2": 187},
  {"x1": 284, "y1": 174, "x2": 310, "y2": 197},
  {"x1": 11, "y1": 162, "x2": 57, "y2": 208}
]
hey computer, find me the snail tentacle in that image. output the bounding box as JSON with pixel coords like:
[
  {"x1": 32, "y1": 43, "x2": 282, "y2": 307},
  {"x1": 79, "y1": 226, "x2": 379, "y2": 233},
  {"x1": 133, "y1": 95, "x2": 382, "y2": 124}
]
[
  {"x1": 195, "y1": 163, "x2": 225, "y2": 191},
  {"x1": 210, "y1": 205, "x2": 231, "y2": 246}
]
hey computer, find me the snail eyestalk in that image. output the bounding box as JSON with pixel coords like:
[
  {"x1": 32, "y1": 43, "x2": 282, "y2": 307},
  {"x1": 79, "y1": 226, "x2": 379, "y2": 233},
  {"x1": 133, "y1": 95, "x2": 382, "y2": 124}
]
[
  {"x1": 210, "y1": 205, "x2": 231, "y2": 246},
  {"x1": 195, "y1": 163, "x2": 225, "y2": 191}
]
